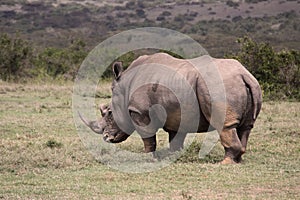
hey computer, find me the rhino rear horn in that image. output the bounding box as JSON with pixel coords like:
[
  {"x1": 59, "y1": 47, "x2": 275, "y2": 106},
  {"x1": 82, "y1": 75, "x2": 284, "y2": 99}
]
[{"x1": 78, "y1": 112, "x2": 103, "y2": 134}]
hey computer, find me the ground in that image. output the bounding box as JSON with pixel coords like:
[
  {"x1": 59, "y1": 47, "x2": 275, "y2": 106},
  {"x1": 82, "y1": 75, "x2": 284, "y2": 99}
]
[{"x1": 0, "y1": 82, "x2": 299, "y2": 199}]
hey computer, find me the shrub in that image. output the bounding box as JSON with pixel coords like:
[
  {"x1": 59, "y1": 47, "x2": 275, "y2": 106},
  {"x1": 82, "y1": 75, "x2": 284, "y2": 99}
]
[
  {"x1": 156, "y1": 15, "x2": 165, "y2": 21},
  {"x1": 0, "y1": 34, "x2": 87, "y2": 81},
  {"x1": 0, "y1": 34, "x2": 33, "y2": 81},
  {"x1": 245, "y1": 0, "x2": 268, "y2": 3},
  {"x1": 161, "y1": 11, "x2": 172, "y2": 17},
  {"x1": 226, "y1": 0, "x2": 239, "y2": 8},
  {"x1": 34, "y1": 39, "x2": 87, "y2": 80},
  {"x1": 227, "y1": 37, "x2": 300, "y2": 100},
  {"x1": 45, "y1": 139, "x2": 63, "y2": 149},
  {"x1": 102, "y1": 51, "x2": 136, "y2": 79},
  {"x1": 101, "y1": 50, "x2": 183, "y2": 79},
  {"x1": 125, "y1": 1, "x2": 135, "y2": 9},
  {"x1": 136, "y1": 9, "x2": 146, "y2": 18}
]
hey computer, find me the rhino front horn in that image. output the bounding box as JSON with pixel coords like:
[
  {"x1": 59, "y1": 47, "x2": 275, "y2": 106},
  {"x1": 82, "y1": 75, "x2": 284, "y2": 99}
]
[{"x1": 78, "y1": 112, "x2": 103, "y2": 134}]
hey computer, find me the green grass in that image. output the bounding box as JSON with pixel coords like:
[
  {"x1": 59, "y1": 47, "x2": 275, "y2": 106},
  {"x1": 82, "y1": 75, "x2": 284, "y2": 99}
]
[{"x1": 0, "y1": 82, "x2": 299, "y2": 199}]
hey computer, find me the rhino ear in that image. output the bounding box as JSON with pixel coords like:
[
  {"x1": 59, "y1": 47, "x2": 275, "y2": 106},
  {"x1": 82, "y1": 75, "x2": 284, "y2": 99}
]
[{"x1": 112, "y1": 62, "x2": 123, "y2": 80}]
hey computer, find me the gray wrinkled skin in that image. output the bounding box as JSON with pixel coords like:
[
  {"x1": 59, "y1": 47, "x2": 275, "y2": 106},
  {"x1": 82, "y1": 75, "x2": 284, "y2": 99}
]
[{"x1": 80, "y1": 53, "x2": 262, "y2": 164}]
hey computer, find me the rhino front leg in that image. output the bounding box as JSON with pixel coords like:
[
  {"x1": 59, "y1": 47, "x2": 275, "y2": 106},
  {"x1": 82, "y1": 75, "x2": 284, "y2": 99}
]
[
  {"x1": 219, "y1": 128, "x2": 243, "y2": 164},
  {"x1": 169, "y1": 131, "x2": 187, "y2": 152},
  {"x1": 142, "y1": 135, "x2": 157, "y2": 153}
]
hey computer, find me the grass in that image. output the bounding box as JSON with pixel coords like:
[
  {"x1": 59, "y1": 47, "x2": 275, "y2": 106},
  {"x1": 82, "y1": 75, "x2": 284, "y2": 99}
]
[{"x1": 0, "y1": 82, "x2": 299, "y2": 199}]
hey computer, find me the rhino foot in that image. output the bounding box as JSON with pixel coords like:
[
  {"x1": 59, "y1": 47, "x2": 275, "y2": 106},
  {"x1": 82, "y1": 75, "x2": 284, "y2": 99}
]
[
  {"x1": 220, "y1": 157, "x2": 238, "y2": 165},
  {"x1": 145, "y1": 151, "x2": 158, "y2": 162},
  {"x1": 151, "y1": 151, "x2": 158, "y2": 159}
]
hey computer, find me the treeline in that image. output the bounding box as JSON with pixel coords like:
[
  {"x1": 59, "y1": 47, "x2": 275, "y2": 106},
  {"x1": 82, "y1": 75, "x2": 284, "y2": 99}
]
[
  {"x1": 0, "y1": 33, "x2": 87, "y2": 81},
  {"x1": 0, "y1": 34, "x2": 299, "y2": 100}
]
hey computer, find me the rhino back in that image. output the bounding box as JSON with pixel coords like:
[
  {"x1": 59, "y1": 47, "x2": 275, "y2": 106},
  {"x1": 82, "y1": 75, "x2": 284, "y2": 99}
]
[{"x1": 124, "y1": 53, "x2": 206, "y2": 133}]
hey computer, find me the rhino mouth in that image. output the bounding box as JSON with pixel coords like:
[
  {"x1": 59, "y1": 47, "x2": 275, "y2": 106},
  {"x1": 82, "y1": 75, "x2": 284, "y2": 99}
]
[{"x1": 103, "y1": 131, "x2": 129, "y2": 143}]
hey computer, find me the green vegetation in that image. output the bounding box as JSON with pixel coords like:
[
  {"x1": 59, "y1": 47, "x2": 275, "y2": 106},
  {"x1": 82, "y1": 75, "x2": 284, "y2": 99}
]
[
  {"x1": 34, "y1": 39, "x2": 87, "y2": 80},
  {"x1": 1, "y1": 34, "x2": 299, "y2": 100},
  {"x1": 0, "y1": 34, "x2": 33, "y2": 81},
  {"x1": 227, "y1": 37, "x2": 300, "y2": 100},
  {"x1": 45, "y1": 139, "x2": 63, "y2": 149},
  {"x1": 0, "y1": 34, "x2": 87, "y2": 81},
  {"x1": 0, "y1": 83, "x2": 299, "y2": 199}
]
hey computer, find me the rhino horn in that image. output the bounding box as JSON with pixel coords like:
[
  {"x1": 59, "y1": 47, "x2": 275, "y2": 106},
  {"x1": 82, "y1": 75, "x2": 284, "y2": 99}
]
[{"x1": 78, "y1": 112, "x2": 103, "y2": 134}]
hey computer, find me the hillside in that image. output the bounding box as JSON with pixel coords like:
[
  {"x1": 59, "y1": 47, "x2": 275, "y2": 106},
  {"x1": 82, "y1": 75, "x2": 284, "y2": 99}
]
[{"x1": 0, "y1": 0, "x2": 300, "y2": 56}]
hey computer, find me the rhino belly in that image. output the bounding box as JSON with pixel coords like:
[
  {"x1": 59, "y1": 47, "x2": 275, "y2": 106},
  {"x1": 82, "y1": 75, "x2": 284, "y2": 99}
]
[{"x1": 162, "y1": 107, "x2": 210, "y2": 133}]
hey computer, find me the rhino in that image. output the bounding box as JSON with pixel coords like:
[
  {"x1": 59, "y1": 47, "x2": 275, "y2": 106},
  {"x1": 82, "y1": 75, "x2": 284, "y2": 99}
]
[{"x1": 80, "y1": 53, "x2": 262, "y2": 164}]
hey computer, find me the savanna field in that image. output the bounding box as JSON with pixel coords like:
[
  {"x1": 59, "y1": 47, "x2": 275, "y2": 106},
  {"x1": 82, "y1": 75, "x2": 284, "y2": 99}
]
[
  {"x1": 0, "y1": 82, "x2": 299, "y2": 199},
  {"x1": 0, "y1": 0, "x2": 300, "y2": 199}
]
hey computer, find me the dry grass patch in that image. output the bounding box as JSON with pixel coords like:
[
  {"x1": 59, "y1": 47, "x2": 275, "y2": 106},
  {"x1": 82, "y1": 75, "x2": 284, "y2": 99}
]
[{"x1": 0, "y1": 82, "x2": 299, "y2": 199}]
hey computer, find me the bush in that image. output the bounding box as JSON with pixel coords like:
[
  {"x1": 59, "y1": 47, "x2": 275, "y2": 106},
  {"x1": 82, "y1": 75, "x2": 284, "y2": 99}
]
[
  {"x1": 102, "y1": 51, "x2": 136, "y2": 79},
  {"x1": 161, "y1": 11, "x2": 172, "y2": 17},
  {"x1": 136, "y1": 9, "x2": 146, "y2": 18},
  {"x1": 0, "y1": 34, "x2": 33, "y2": 81},
  {"x1": 45, "y1": 139, "x2": 63, "y2": 149},
  {"x1": 34, "y1": 39, "x2": 87, "y2": 80},
  {"x1": 227, "y1": 37, "x2": 300, "y2": 100},
  {"x1": 226, "y1": 0, "x2": 239, "y2": 8},
  {"x1": 245, "y1": 0, "x2": 268, "y2": 3},
  {"x1": 0, "y1": 34, "x2": 87, "y2": 81}
]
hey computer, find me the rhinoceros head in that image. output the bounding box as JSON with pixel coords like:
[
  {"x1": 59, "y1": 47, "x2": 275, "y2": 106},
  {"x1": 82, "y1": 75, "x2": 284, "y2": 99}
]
[
  {"x1": 99, "y1": 104, "x2": 130, "y2": 143},
  {"x1": 79, "y1": 104, "x2": 129, "y2": 143}
]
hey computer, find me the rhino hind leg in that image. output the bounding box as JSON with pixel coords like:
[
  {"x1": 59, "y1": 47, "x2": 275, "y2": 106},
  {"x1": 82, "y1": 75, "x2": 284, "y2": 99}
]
[
  {"x1": 168, "y1": 131, "x2": 187, "y2": 152},
  {"x1": 219, "y1": 128, "x2": 243, "y2": 164},
  {"x1": 235, "y1": 128, "x2": 252, "y2": 163}
]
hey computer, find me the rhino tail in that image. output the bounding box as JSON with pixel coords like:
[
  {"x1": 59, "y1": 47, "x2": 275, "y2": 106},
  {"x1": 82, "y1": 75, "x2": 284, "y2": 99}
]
[{"x1": 242, "y1": 74, "x2": 262, "y2": 120}]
